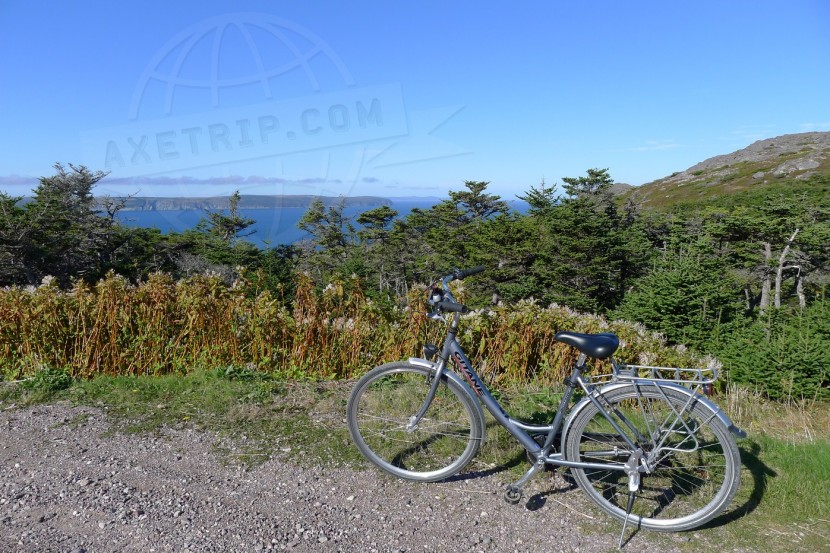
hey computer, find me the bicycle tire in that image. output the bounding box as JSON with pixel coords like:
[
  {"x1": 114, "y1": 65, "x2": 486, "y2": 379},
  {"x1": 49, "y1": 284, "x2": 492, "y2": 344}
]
[
  {"x1": 563, "y1": 384, "x2": 741, "y2": 532},
  {"x1": 347, "y1": 361, "x2": 485, "y2": 482}
]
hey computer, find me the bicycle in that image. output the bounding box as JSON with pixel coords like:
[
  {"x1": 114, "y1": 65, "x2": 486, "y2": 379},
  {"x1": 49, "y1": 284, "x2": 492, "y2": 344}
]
[{"x1": 347, "y1": 267, "x2": 745, "y2": 544}]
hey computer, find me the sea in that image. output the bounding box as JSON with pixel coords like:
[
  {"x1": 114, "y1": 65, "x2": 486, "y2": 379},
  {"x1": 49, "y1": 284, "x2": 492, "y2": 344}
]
[
  {"x1": 115, "y1": 198, "x2": 530, "y2": 248},
  {"x1": 114, "y1": 199, "x2": 439, "y2": 248}
]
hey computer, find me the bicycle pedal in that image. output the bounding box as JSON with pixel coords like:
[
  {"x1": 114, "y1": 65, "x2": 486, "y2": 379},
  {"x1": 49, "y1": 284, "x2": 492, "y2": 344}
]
[{"x1": 503, "y1": 486, "x2": 522, "y2": 505}]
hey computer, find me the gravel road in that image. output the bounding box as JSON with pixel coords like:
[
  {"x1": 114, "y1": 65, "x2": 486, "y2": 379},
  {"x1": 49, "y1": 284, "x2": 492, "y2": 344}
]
[{"x1": 1, "y1": 403, "x2": 687, "y2": 552}]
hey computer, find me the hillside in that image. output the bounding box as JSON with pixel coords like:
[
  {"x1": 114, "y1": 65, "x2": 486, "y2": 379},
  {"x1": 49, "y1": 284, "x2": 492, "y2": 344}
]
[{"x1": 622, "y1": 131, "x2": 830, "y2": 209}]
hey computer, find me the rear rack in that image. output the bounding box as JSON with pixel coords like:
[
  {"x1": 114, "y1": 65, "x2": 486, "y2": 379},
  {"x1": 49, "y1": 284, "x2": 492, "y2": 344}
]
[{"x1": 592, "y1": 363, "x2": 719, "y2": 387}]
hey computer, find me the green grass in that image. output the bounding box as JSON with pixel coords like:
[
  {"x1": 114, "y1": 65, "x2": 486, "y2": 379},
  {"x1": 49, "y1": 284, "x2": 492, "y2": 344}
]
[{"x1": 1, "y1": 373, "x2": 828, "y2": 551}]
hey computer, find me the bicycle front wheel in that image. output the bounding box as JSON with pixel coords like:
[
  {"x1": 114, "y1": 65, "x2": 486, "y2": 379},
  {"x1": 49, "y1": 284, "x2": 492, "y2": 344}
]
[
  {"x1": 347, "y1": 362, "x2": 485, "y2": 482},
  {"x1": 563, "y1": 385, "x2": 741, "y2": 532}
]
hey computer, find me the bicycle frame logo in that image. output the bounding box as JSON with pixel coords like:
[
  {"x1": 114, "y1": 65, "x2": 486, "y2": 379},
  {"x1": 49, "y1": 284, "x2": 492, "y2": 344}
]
[{"x1": 452, "y1": 351, "x2": 485, "y2": 397}]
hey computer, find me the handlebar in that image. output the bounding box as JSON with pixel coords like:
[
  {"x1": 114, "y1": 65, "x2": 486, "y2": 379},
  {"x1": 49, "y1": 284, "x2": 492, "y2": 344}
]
[
  {"x1": 453, "y1": 265, "x2": 485, "y2": 280},
  {"x1": 434, "y1": 300, "x2": 470, "y2": 313},
  {"x1": 430, "y1": 266, "x2": 484, "y2": 315}
]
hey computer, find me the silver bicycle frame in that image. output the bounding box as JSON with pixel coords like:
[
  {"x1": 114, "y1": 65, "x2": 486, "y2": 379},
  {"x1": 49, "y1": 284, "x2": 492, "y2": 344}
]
[
  {"x1": 408, "y1": 312, "x2": 632, "y2": 473},
  {"x1": 407, "y1": 310, "x2": 743, "y2": 474}
]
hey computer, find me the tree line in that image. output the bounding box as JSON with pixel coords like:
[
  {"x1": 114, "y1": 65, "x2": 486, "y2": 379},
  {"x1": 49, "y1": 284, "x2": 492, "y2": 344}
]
[{"x1": 1, "y1": 163, "x2": 828, "y2": 399}]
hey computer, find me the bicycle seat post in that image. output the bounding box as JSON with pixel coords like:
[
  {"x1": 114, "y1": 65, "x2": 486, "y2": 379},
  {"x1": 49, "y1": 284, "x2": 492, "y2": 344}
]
[{"x1": 573, "y1": 352, "x2": 587, "y2": 374}]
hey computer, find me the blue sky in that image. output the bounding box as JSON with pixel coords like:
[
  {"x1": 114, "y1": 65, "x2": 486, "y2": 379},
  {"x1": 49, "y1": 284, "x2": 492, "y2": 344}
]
[{"x1": 1, "y1": 1, "x2": 829, "y2": 199}]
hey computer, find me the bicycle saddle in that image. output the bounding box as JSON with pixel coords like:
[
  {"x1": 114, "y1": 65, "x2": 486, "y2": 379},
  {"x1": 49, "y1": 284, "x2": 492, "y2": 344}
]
[{"x1": 555, "y1": 331, "x2": 619, "y2": 359}]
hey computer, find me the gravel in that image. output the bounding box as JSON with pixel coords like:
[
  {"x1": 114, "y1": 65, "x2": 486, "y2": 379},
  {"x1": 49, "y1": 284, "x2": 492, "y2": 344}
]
[{"x1": 0, "y1": 403, "x2": 684, "y2": 552}]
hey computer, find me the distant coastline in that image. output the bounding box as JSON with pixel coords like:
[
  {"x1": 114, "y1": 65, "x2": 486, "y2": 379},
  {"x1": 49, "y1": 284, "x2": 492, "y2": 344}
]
[{"x1": 103, "y1": 194, "x2": 405, "y2": 212}]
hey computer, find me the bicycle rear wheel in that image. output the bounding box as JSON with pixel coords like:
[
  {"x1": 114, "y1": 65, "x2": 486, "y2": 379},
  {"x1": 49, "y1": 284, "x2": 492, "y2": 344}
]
[
  {"x1": 563, "y1": 385, "x2": 741, "y2": 532},
  {"x1": 347, "y1": 361, "x2": 485, "y2": 482}
]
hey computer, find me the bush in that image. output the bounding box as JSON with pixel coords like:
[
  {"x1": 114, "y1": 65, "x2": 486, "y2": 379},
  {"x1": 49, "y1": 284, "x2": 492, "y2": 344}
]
[
  {"x1": 0, "y1": 272, "x2": 711, "y2": 386},
  {"x1": 718, "y1": 302, "x2": 830, "y2": 401},
  {"x1": 20, "y1": 367, "x2": 73, "y2": 392}
]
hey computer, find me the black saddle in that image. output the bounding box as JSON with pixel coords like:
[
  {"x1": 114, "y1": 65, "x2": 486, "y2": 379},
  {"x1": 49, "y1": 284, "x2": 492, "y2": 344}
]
[{"x1": 555, "y1": 331, "x2": 619, "y2": 359}]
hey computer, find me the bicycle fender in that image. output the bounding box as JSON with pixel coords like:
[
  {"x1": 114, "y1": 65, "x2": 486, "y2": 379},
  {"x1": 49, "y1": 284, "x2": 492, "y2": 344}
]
[
  {"x1": 407, "y1": 357, "x2": 488, "y2": 439},
  {"x1": 562, "y1": 381, "x2": 746, "y2": 451}
]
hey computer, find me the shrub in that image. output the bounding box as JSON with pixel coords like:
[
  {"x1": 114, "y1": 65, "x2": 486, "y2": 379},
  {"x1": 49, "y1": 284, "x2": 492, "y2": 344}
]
[
  {"x1": 718, "y1": 303, "x2": 830, "y2": 401},
  {"x1": 20, "y1": 367, "x2": 73, "y2": 392},
  {"x1": 0, "y1": 272, "x2": 709, "y2": 386}
]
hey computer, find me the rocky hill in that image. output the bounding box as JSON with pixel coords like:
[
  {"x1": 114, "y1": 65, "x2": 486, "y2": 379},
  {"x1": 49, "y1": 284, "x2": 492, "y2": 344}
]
[{"x1": 622, "y1": 131, "x2": 830, "y2": 209}]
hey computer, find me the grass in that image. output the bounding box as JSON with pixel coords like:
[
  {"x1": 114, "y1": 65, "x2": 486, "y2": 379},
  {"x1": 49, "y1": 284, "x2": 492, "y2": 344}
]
[
  {"x1": 624, "y1": 157, "x2": 830, "y2": 211},
  {"x1": 0, "y1": 368, "x2": 363, "y2": 469},
  {"x1": 705, "y1": 387, "x2": 830, "y2": 552},
  {"x1": 1, "y1": 372, "x2": 828, "y2": 552}
]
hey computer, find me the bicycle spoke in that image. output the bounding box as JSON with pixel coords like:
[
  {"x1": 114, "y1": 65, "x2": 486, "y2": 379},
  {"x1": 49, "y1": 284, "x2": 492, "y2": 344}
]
[
  {"x1": 348, "y1": 363, "x2": 484, "y2": 481},
  {"x1": 565, "y1": 385, "x2": 740, "y2": 531}
]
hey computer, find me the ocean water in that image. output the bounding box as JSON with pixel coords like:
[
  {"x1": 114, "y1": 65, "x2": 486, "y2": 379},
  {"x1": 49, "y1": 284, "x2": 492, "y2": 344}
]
[{"x1": 115, "y1": 200, "x2": 442, "y2": 248}]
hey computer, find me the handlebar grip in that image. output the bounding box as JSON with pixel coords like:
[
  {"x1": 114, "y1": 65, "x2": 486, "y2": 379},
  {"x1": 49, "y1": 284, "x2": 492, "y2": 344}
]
[
  {"x1": 454, "y1": 266, "x2": 485, "y2": 280},
  {"x1": 436, "y1": 301, "x2": 469, "y2": 313}
]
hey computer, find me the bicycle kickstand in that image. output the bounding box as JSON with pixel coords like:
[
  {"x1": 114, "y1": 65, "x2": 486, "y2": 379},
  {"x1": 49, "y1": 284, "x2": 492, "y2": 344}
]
[{"x1": 618, "y1": 450, "x2": 643, "y2": 550}]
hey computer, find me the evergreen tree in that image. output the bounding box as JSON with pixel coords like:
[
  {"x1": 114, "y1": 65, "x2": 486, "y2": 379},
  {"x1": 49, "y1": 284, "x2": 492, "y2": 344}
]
[
  {"x1": 518, "y1": 178, "x2": 558, "y2": 215},
  {"x1": 356, "y1": 205, "x2": 398, "y2": 245},
  {"x1": 0, "y1": 192, "x2": 29, "y2": 285},
  {"x1": 204, "y1": 190, "x2": 255, "y2": 243},
  {"x1": 561, "y1": 167, "x2": 614, "y2": 197},
  {"x1": 356, "y1": 205, "x2": 400, "y2": 293},
  {"x1": 5, "y1": 163, "x2": 115, "y2": 285},
  {"x1": 297, "y1": 197, "x2": 359, "y2": 282},
  {"x1": 298, "y1": 197, "x2": 354, "y2": 250},
  {"x1": 524, "y1": 169, "x2": 637, "y2": 312},
  {"x1": 448, "y1": 180, "x2": 510, "y2": 222},
  {"x1": 613, "y1": 234, "x2": 743, "y2": 350},
  {"x1": 464, "y1": 212, "x2": 539, "y2": 303},
  {"x1": 719, "y1": 301, "x2": 830, "y2": 400}
]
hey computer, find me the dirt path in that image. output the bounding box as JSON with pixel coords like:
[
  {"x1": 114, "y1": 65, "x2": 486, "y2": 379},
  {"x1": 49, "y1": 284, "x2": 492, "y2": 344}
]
[{"x1": 0, "y1": 403, "x2": 686, "y2": 552}]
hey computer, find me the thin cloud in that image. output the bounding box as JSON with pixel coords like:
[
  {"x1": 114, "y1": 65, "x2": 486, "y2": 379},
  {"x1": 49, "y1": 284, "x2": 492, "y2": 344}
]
[
  {"x1": 800, "y1": 122, "x2": 830, "y2": 131},
  {"x1": 615, "y1": 140, "x2": 680, "y2": 152},
  {"x1": 724, "y1": 126, "x2": 776, "y2": 144},
  {"x1": 0, "y1": 174, "x2": 354, "y2": 196},
  {"x1": 0, "y1": 175, "x2": 38, "y2": 185},
  {"x1": 100, "y1": 175, "x2": 337, "y2": 186}
]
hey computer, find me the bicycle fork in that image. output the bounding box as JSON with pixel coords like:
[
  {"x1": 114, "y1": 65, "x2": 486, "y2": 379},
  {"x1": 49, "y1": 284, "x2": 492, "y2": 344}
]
[{"x1": 405, "y1": 359, "x2": 446, "y2": 432}]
